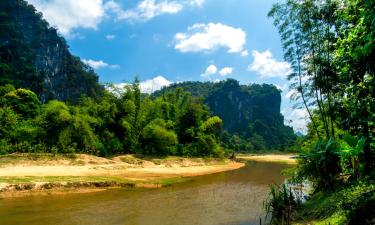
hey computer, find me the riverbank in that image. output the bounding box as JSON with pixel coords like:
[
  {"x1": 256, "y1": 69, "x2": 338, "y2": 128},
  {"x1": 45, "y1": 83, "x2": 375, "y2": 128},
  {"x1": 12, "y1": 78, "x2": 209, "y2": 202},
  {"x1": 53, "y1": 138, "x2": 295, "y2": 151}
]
[
  {"x1": 236, "y1": 153, "x2": 297, "y2": 164},
  {"x1": 0, "y1": 154, "x2": 244, "y2": 197}
]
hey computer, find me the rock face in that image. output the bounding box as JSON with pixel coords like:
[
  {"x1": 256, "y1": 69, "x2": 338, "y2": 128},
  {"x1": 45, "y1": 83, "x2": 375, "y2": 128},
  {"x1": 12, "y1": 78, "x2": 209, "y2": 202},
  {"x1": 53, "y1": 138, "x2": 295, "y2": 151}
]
[
  {"x1": 205, "y1": 79, "x2": 283, "y2": 133},
  {"x1": 154, "y1": 79, "x2": 296, "y2": 149},
  {"x1": 0, "y1": 0, "x2": 102, "y2": 102}
]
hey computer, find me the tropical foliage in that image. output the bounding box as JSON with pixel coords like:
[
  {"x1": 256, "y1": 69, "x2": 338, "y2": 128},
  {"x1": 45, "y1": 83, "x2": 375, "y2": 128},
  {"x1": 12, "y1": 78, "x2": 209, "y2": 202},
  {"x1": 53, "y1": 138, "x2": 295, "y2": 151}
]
[
  {"x1": 265, "y1": 0, "x2": 375, "y2": 224},
  {"x1": 0, "y1": 82, "x2": 224, "y2": 157},
  {"x1": 155, "y1": 79, "x2": 297, "y2": 151}
]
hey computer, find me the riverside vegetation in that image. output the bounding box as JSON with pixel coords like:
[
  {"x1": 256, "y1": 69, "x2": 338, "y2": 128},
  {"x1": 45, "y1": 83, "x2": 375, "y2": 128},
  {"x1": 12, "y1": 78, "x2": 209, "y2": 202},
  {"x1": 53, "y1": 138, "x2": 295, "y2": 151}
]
[
  {"x1": 264, "y1": 0, "x2": 375, "y2": 224},
  {"x1": 0, "y1": 81, "x2": 226, "y2": 157}
]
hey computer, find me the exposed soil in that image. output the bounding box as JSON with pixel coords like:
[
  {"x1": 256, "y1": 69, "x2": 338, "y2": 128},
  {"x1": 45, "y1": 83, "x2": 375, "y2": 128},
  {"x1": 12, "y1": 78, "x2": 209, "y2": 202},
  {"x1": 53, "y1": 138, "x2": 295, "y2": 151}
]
[
  {"x1": 236, "y1": 154, "x2": 297, "y2": 164},
  {"x1": 0, "y1": 154, "x2": 244, "y2": 197}
]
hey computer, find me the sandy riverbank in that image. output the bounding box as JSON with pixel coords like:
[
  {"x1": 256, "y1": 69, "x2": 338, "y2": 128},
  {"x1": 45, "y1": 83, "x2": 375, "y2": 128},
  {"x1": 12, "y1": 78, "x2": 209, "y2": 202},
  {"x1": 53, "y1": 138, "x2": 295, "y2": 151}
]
[
  {"x1": 0, "y1": 154, "x2": 244, "y2": 197},
  {"x1": 237, "y1": 154, "x2": 297, "y2": 164}
]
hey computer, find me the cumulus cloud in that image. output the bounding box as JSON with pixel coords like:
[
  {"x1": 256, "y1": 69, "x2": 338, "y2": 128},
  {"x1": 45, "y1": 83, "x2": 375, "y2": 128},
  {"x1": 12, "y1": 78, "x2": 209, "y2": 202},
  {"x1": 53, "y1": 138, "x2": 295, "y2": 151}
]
[
  {"x1": 189, "y1": 0, "x2": 205, "y2": 7},
  {"x1": 249, "y1": 50, "x2": 292, "y2": 78},
  {"x1": 240, "y1": 50, "x2": 249, "y2": 56},
  {"x1": 106, "y1": 34, "x2": 116, "y2": 40},
  {"x1": 113, "y1": 76, "x2": 172, "y2": 94},
  {"x1": 201, "y1": 64, "x2": 218, "y2": 78},
  {"x1": 275, "y1": 84, "x2": 288, "y2": 92},
  {"x1": 285, "y1": 89, "x2": 299, "y2": 100},
  {"x1": 27, "y1": 0, "x2": 105, "y2": 36},
  {"x1": 139, "y1": 76, "x2": 172, "y2": 93},
  {"x1": 82, "y1": 59, "x2": 119, "y2": 70},
  {"x1": 106, "y1": 0, "x2": 203, "y2": 22},
  {"x1": 282, "y1": 108, "x2": 309, "y2": 132},
  {"x1": 174, "y1": 23, "x2": 246, "y2": 54},
  {"x1": 219, "y1": 67, "x2": 233, "y2": 76},
  {"x1": 27, "y1": 0, "x2": 204, "y2": 36}
]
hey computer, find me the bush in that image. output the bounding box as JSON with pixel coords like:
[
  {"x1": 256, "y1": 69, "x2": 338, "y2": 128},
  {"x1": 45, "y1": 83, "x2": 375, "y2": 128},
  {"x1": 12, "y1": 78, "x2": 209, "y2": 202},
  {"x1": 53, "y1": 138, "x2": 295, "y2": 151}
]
[
  {"x1": 4, "y1": 89, "x2": 41, "y2": 118},
  {"x1": 297, "y1": 138, "x2": 342, "y2": 191},
  {"x1": 10, "y1": 120, "x2": 45, "y2": 144},
  {"x1": 264, "y1": 184, "x2": 299, "y2": 225},
  {"x1": 141, "y1": 119, "x2": 178, "y2": 155},
  {"x1": 0, "y1": 139, "x2": 11, "y2": 155},
  {"x1": 0, "y1": 107, "x2": 18, "y2": 139}
]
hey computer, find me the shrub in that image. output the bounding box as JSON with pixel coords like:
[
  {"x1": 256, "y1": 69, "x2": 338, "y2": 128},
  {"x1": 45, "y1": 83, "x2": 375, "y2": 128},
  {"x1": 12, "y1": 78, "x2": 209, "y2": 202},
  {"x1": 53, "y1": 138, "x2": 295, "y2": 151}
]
[
  {"x1": 141, "y1": 119, "x2": 178, "y2": 155},
  {"x1": 297, "y1": 138, "x2": 342, "y2": 191},
  {"x1": 264, "y1": 184, "x2": 299, "y2": 225},
  {"x1": 0, "y1": 107, "x2": 18, "y2": 139},
  {"x1": 4, "y1": 89, "x2": 41, "y2": 118},
  {"x1": 0, "y1": 139, "x2": 11, "y2": 155}
]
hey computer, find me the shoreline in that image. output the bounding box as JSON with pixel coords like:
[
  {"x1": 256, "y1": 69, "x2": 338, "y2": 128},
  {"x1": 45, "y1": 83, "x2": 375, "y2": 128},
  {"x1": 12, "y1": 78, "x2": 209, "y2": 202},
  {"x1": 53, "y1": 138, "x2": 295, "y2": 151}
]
[
  {"x1": 236, "y1": 153, "x2": 298, "y2": 164},
  {"x1": 0, "y1": 154, "x2": 244, "y2": 198},
  {"x1": 0, "y1": 153, "x2": 297, "y2": 198}
]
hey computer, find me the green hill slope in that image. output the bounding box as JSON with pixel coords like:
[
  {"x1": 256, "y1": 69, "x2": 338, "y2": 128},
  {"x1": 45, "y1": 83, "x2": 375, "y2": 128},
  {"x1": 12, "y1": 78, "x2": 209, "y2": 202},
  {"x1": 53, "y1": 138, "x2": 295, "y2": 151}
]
[{"x1": 154, "y1": 79, "x2": 296, "y2": 151}]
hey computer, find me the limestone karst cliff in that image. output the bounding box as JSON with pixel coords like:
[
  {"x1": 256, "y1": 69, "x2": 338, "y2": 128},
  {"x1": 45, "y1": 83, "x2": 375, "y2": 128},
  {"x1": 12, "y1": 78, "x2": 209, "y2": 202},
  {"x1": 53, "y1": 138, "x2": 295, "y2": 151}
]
[
  {"x1": 0, "y1": 0, "x2": 102, "y2": 102},
  {"x1": 154, "y1": 79, "x2": 296, "y2": 151}
]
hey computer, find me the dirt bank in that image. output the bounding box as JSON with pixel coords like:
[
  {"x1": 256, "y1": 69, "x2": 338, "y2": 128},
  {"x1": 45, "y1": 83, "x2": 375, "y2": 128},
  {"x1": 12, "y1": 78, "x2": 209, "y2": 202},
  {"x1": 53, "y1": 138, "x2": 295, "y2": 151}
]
[{"x1": 0, "y1": 154, "x2": 244, "y2": 197}]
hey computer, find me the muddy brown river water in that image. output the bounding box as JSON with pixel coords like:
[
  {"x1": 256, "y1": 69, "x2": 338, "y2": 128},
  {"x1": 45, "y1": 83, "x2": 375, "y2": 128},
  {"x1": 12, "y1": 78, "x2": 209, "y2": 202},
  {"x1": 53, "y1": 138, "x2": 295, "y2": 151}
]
[{"x1": 0, "y1": 161, "x2": 290, "y2": 225}]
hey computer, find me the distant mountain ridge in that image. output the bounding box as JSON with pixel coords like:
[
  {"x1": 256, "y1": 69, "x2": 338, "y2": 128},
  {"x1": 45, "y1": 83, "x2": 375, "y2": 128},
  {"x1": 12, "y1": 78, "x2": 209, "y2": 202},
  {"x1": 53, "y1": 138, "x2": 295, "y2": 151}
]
[
  {"x1": 154, "y1": 79, "x2": 296, "y2": 151},
  {"x1": 0, "y1": 0, "x2": 102, "y2": 102}
]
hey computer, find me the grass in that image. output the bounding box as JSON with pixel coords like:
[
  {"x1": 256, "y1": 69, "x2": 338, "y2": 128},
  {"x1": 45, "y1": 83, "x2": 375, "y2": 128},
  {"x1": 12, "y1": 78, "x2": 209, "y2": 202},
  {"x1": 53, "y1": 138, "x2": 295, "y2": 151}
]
[
  {"x1": 0, "y1": 175, "x2": 193, "y2": 191},
  {"x1": 0, "y1": 176, "x2": 133, "y2": 184},
  {"x1": 292, "y1": 192, "x2": 346, "y2": 225},
  {"x1": 308, "y1": 213, "x2": 346, "y2": 225},
  {"x1": 150, "y1": 177, "x2": 192, "y2": 187},
  {"x1": 293, "y1": 181, "x2": 375, "y2": 225}
]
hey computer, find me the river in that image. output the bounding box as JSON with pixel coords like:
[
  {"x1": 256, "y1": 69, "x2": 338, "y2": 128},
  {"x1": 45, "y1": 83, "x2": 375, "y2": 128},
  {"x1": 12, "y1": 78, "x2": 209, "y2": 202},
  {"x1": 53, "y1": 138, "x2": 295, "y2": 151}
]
[{"x1": 0, "y1": 161, "x2": 289, "y2": 225}]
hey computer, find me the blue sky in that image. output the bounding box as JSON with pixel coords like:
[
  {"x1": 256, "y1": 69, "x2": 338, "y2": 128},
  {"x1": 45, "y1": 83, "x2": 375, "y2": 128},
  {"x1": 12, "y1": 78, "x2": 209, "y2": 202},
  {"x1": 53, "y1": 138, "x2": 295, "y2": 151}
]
[{"x1": 26, "y1": 0, "x2": 308, "y2": 132}]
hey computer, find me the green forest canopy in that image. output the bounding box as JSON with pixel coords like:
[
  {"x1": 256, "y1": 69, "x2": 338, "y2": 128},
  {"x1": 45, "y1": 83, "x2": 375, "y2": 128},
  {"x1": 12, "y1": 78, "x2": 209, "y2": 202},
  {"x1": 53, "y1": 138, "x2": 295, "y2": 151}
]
[
  {"x1": 0, "y1": 82, "x2": 225, "y2": 157},
  {"x1": 154, "y1": 79, "x2": 296, "y2": 151}
]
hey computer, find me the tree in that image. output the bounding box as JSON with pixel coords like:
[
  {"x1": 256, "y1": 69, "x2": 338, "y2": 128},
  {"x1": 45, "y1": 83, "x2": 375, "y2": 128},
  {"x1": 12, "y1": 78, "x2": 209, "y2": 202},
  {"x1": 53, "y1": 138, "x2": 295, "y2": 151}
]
[
  {"x1": 0, "y1": 107, "x2": 18, "y2": 140},
  {"x1": 4, "y1": 88, "x2": 41, "y2": 118},
  {"x1": 200, "y1": 116, "x2": 222, "y2": 135},
  {"x1": 141, "y1": 119, "x2": 177, "y2": 155}
]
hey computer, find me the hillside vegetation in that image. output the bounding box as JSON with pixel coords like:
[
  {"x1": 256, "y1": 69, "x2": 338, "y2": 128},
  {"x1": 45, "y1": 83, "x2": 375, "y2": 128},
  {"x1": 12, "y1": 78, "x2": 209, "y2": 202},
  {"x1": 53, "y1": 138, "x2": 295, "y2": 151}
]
[
  {"x1": 155, "y1": 79, "x2": 296, "y2": 151},
  {"x1": 0, "y1": 0, "x2": 102, "y2": 102},
  {"x1": 0, "y1": 81, "x2": 226, "y2": 157}
]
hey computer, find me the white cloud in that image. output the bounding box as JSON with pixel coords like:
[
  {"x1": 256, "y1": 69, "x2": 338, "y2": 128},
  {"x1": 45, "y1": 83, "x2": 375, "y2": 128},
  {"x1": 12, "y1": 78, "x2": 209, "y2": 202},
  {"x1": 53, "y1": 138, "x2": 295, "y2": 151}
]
[
  {"x1": 249, "y1": 50, "x2": 292, "y2": 78},
  {"x1": 201, "y1": 64, "x2": 218, "y2": 78},
  {"x1": 82, "y1": 59, "x2": 119, "y2": 70},
  {"x1": 285, "y1": 89, "x2": 298, "y2": 100},
  {"x1": 139, "y1": 76, "x2": 172, "y2": 93},
  {"x1": 27, "y1": 0, "x2": 106, "y2": 36},
  {"x1": 106, "y1": 34, "x2": 116, "y2": 40},
  {"x1": 113, "y1": 76, "x2": 172, "y2": 94},
  {"x1": 240, "y1": 50, "x2": 249, "y2": 56},
  {"x1": 27, "y1": 0, "x2": 204, "y2": 36},
  {"x1": 189, "y1": 0, "x2": 205, "y2": 7},
  {"x1": 276, "y1": 84, "x2": 288, "y2": 92},
  {"x1": 219, "y1": 67, "x2": 233, "y2": 76},
  {"x1": 106, "y1": 0, "x2": 202, "y2": 22},
  {"x1": 282, "y1": 108, "x2": 309, "y2": 133},
  {"x1": 174, "y1": 23, "x2": 246, "y2": 54}
]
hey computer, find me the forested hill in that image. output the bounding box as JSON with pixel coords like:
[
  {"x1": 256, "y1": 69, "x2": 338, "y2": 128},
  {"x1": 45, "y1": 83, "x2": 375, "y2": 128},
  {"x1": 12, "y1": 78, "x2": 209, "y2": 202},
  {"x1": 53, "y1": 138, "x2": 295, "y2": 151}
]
[
  {"x1": 154, "y1": 79, "x2": 296, "y2": 151},
  {"x1": 0, "y1": 0, "x2": 102, "y2": 102}
]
